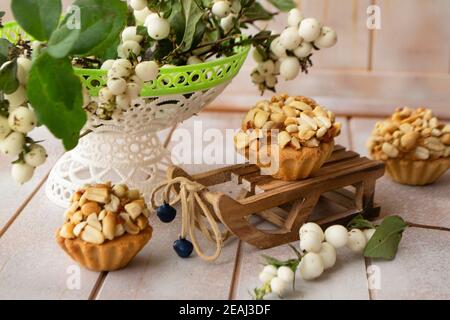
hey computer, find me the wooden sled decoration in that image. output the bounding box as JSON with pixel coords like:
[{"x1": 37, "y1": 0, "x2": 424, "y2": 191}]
[{"x1": 167, "y1": 145, "x2": 385, "y2": 249}]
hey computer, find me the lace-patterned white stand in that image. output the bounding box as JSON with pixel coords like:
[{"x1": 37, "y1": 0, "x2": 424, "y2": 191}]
[{"x1": 46, "y1": 82, "x2": 230, "y2": 207}]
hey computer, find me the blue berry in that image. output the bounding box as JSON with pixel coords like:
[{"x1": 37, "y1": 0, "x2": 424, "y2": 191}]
[
  {"x1": 173, "y1": 238, "x2": 193, "y2": 258},
  {"x1": 156, "y1": 202, "x2": 176, "y2": 223}
]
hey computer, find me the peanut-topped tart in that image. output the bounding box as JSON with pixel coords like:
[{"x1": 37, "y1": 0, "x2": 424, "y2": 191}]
[
  {"x1": 234, "y1": 94, "x2": 341, "y2": 180},
  {"x1": 367, "y1": 107, "x2": 450, "y2": 185},
  {"x1": 56, "y1": 182, "x2": 152, "y2": 271}
]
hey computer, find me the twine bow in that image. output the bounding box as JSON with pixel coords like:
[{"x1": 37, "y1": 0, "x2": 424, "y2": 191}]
[{"x1": 150, "y1": 176, "x2": 230, "y2": 262}]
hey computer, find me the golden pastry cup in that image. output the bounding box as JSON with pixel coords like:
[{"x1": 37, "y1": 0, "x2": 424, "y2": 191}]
[
  {"x1": 56, "y1": 225, "x2": 153, "y2": 272},
  {"x1": 241, "y1": 140, "x2": 334, "y2": 181},
  {"x1": 383, "y1": 157, "x2": 450, "y2": 186}
]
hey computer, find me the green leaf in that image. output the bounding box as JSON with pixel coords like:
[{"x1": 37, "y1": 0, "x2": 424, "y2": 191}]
[
  {"x1": 48, "y1": 27, "x2": 80, "y2": 59},
  {"x1": 364, "y1": 216, "x2": 408, "y2": 260},
  {"x1": 48, "y1": 0, "x2": 127, "y2": 58},
  {"x1": 0, "y1": 59, "x2": 19, "y2": 94},
  {"x1": 267, "y1": 0, "x2": 296, "y2": 12},
  {"x1": 242, "y1": 2, "x2": 274, "y2": 21},
  {"x1": 11, "y1": 0, "x2": 62, "y2": 41},
  {"x1": 99, "y1": 37, "x2": 121, "y2": 61},
  {"x1": 27, "y1": 53, "x2": 86, "y2": 150},
  {"x1": 0, "y1": 39, "x2": 12, "y2": 66},
  {"x1": 347, "y1": 214, "x2": 375, "y2": 230},
  {"x1": 179, "y1": 0, "x2": 204, "y2": 52},
  {"x1": 168, "y1": 1, "x2": 185, "y2": 43},
  {"x1": 152, "y1": 39, "x2": 175, "y2": 61}
]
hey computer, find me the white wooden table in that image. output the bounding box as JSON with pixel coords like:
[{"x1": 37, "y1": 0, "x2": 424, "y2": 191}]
[{"x1": 1, "y1": 111, "x2": 449, "y2": 300}]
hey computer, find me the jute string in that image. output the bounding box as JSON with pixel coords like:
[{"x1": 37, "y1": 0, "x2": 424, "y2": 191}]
[{"x1": 150, "y1": 177, "x2": 230, "y2": 261}]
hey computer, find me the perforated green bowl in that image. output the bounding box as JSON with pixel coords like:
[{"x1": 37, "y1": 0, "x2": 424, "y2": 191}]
[{"x1": 0, "y1": 21, "x2": 250, "y2": 97}]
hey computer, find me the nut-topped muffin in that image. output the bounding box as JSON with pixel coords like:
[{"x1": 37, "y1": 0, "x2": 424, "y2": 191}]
[
  {"x1": 56, "y1": 182, "x2": 152, "y2": 271},
  {"x1": 367, "y1": 107, "x2": 450, "y2": 185},
  {"x1": 234, "y1": 94, "x2": 341, "y2": 180}
]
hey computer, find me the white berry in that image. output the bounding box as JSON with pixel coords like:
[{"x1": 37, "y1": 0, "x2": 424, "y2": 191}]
[
  {"x1": 8, "y1": 106, "x2": 37, "y2": 134},
  {"x1": 318, "y1": 242, "x2": 336, "y2": 269},
  {"x1": 17, "y1": 57, "x2": 32, "y2": 85},
  {"x1": 212, "y1": 1, "x2": 231, "y2": 18},
  {"x1": 108, "y1": 65, "x2": 131, "y2": 79},
  {"x1": 128, "y1": 75, "x2": 143, "y2": 88},
  {"x1": 251, "y1": 70, "x2": 265, "y2": 84},
  {"x1": 107, "y1": 78, "x2": 127, "y2": 95},
  {"x1": 252, "y1": 49, "x2": 264, "y2": 63},
  {"x1": 279, "y1": 27, "x2": 302, "y2": 50},
  {"x1": 121, "y1": 40, "x2": 141, "y2": 56},
  {"x1": 129, "y1": 0, "x2": 147, "y2": 11},
  {"x1": 265, "y1": 75, "x2": 277, "y2": 88},
  {"x1": 24, "y1": 144, "x2": 47, "y2": 167},
  {"x1": 263, "y1": 292, "x2": 281, "y2": 300},
  {"x1": 116, "y1": 94, "x2": 131, "y2": 110},
  {"x1": 0, "y1": 116, "x2": 11, "y2": 140},
  {"x1": 299, "y1": 252, "x2": 324, "y2": 280},
  {"x1": 101, "y1": 59, "x2": 115, "y2": 70},
  {"x1": 279, "y1": 57, "x2": 300, "y2": 80},
  {"x1": 299, "y1": 231, "x2": 322, "y2": 253},
  {"x1": 324, "y1": 225, "x2": 349, "y2": 248},
  {"x1": 98, "y1": 88, "x2": 114, "y2": 103},
  {"x1": 269, "y1": 37, "x2": 287, "y2": 58},
  {"x1": 363, "y1": 228, "x2": 376, "y2": 242},
  {"x1": 113, "y1": 58, "x2": 133, "y2": 71},
  {"x1": 347, "y1": 229, "x2": 367, "y2": 252},
  {"x1": 277, "y1": 266, "x2": 294, "y2": 283},
  {"x1": 187, "y1": 56, "x2": 203, "y2": 65},
  {"x1": 257, "y1": 60, "x2": 275, "y2": 76},
  {"x1": 5, "y1": 85, "x2": 27, "y2": 107},
  {"x1": 134, "y1": 7, "x2": 152, "y2": 25},
  {"x1": 270, "y1": 277, "x2": 288, "y2": 297},
  {"x1": 314, "y1": 26, "x2": 337, "y2": 49},
  {"x1": 220, "y1": 14, "x2": 234, "y2": 33},
  {"x1": 82, "y1": 87, "x2": 90, "y2": 107},
  {"x1": 259, "y1": 271, "x2": 275, "y2": 283},
  {"x1": 11, "y1": 162, "x2": 35, "y2": 184},
  {"x1": 0, "y1": 131, "x2": 25, "y2": 157},
  {"x1": 122, "y1": 26, "x2": 144, "y2": 43},
  {"x1": 126, "y1": 83, "x2": 141, "y2": 100},
  {"x1": 293, "y1": 41, "x2": 313, "y2": 58},
  {"x1": 287, "y1": 8, "x2": 303, "y2": 27},
  {"x1": 146, "y1": 16, "x2": 170, "y2": 40},
  {"x1": 299, "y1": 222, "x2": 324, "y2": 241},
  {"x1": 135, "y1": 61, "x2": 159, "y2": 82},
  {"x1": 298, "y1": 18, "x2": 322, "y2": 42},
  {"x1": 262, "y1": 264, "x2": 278, "y2": 276}
]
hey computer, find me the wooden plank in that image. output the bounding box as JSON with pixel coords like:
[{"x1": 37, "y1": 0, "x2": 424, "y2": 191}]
[
  {"x1": 231, "y1": 165, "x2": 260, "y2": 185},
  {"x1": 321, "y1": 189, "x2": 355, "y2": 209},
  {"x1": 255, "y1": 156, "x2": 374, "y2": 193},
  {"x1": 255, "y1": 209, "x2": 287, "y2": 229},
  {"x1": 0, "y1": 126, "x2": 64, "y2": 231},
  {"x1": 326, "y1": 149, "x2": 359, "y2": 164},
  {"x1": 372, "y1": 0, "x2": 450, "y2": 73},
  {"x1": 0, "y1": 188, "x2": 100, "y2": 299}
]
